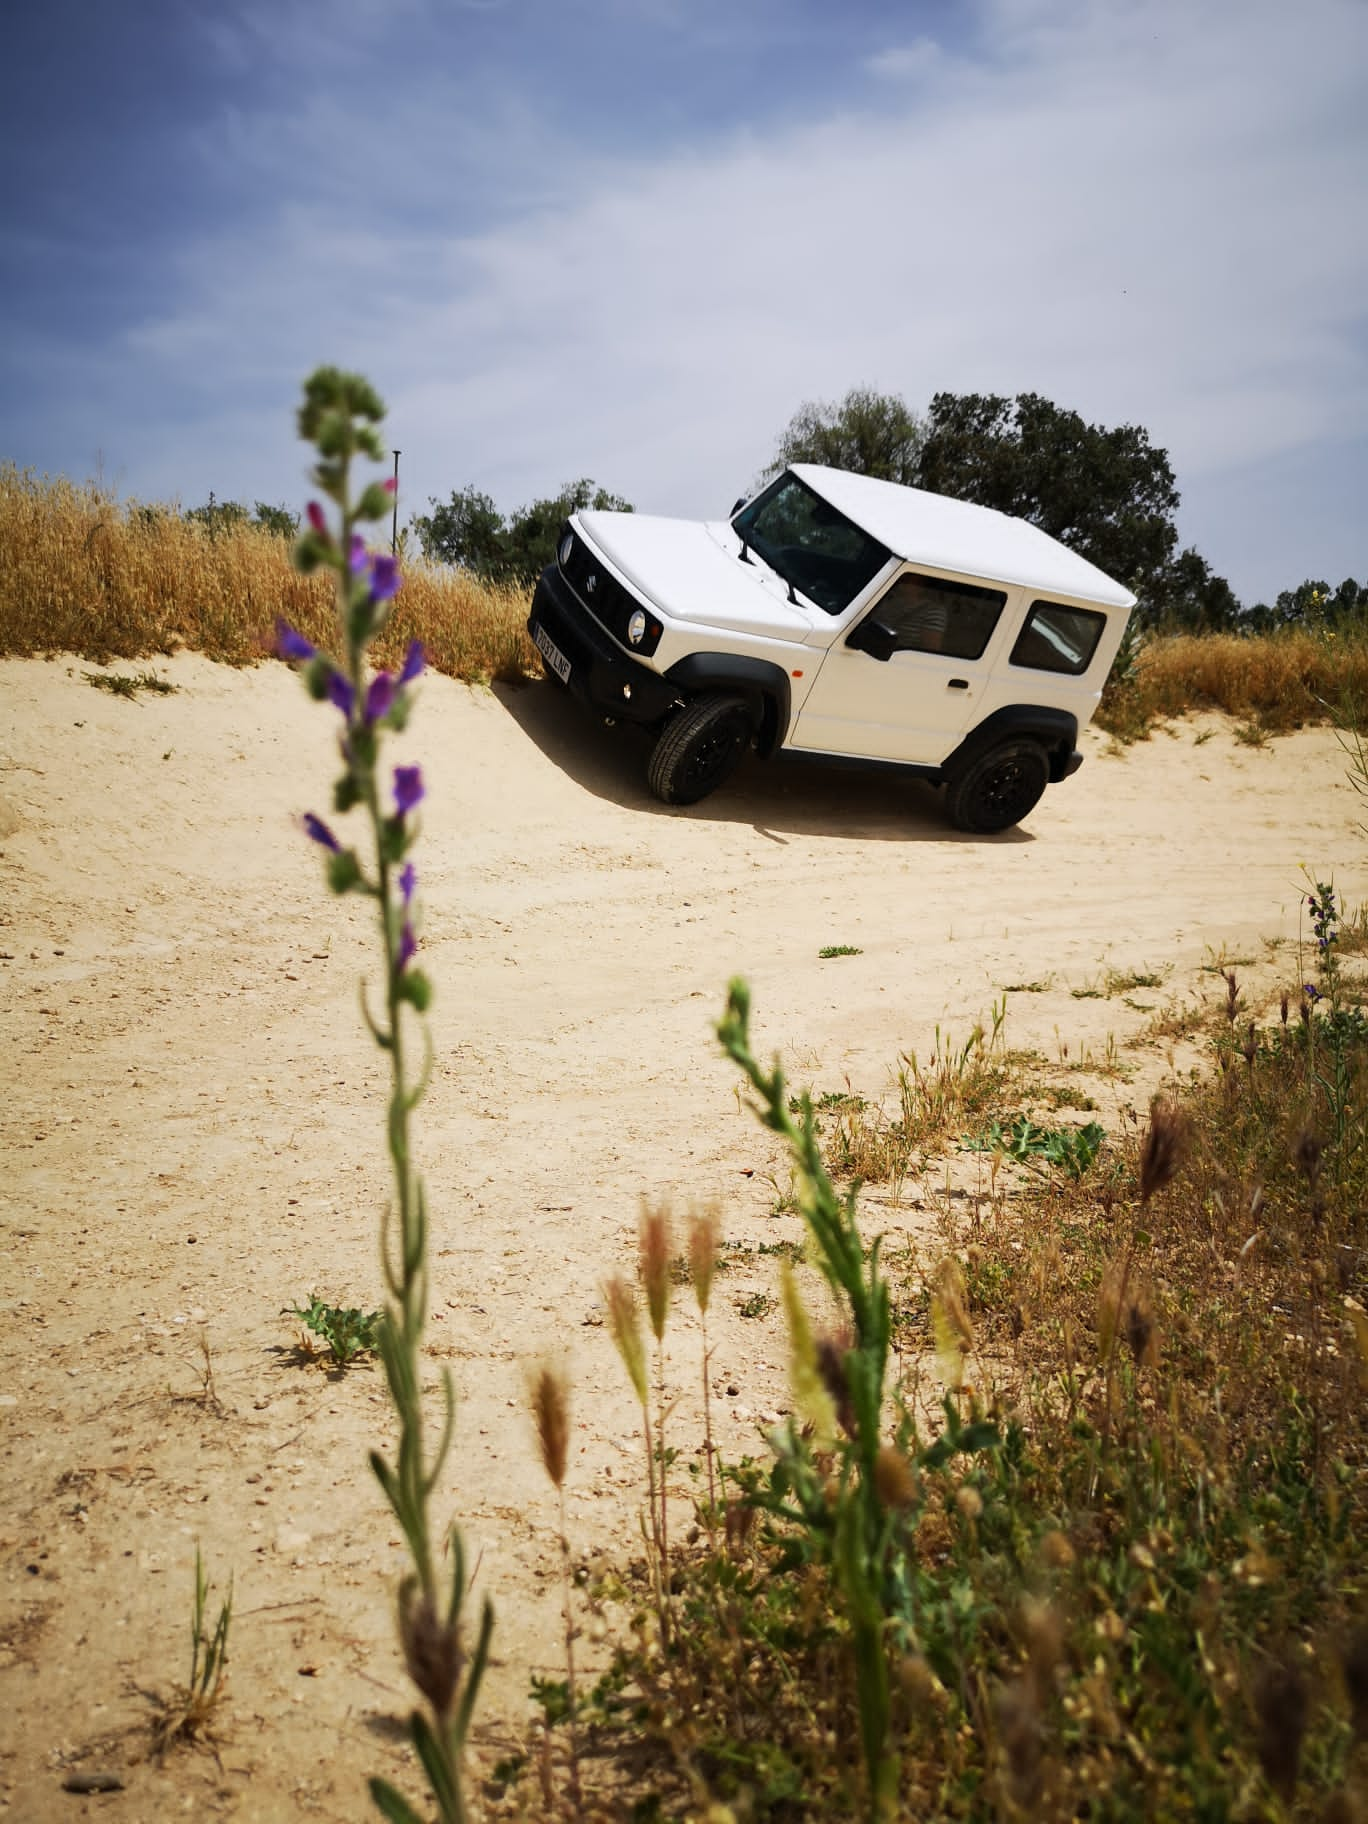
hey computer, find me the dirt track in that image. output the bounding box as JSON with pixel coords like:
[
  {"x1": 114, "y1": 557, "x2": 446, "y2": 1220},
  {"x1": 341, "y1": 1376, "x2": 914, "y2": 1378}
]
[{"x1": 1, "y1": 652, "x2": 1363, "y2": 1819}]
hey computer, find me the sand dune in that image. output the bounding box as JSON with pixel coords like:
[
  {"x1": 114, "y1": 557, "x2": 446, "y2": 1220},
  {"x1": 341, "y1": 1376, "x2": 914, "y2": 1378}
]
[{"x1": 1, "y1": 652, "x2": 1363, "y2": 1818}]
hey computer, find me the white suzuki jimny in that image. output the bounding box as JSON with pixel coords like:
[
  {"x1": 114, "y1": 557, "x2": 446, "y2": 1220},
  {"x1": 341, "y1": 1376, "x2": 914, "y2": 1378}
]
[{"x1": 527, "y1": 463, "x2": 1135, "y2": 833}]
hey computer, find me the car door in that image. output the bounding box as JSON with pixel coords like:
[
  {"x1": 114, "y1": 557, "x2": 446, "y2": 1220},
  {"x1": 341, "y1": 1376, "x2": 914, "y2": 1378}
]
[{"x1": 790, "y1": 570, "x2": 1012, "y2": 764}]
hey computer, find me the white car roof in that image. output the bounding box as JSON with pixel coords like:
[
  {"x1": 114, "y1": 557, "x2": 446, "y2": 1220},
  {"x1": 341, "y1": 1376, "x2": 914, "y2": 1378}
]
[{"x1": 789, "y1": 463, "x2": 1137, "y2": 610}]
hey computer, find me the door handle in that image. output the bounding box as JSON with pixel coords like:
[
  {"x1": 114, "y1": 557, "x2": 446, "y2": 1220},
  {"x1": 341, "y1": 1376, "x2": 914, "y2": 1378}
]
[{"x1": 947, "y1": 678, "x2": 970, "y2": 690}]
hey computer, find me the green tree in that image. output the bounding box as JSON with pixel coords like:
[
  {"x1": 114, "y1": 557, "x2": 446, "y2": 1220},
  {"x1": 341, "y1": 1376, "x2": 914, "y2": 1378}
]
[
  {"x1": 1258, "y1": 576, "x2": 1368, "y2": 628},
  {"x1": 185, "y1": 494, "x2": 250, "y2": 537},
  {"x1": 414, "y1": 478, "x2": 632, "y2": 582},
  {"x1": 917, "y1": 391, "x2": 1184, "y2": 610},
  {"x1": 1147, "y1": 546, "x2": 1242, "y2": 631},
  {"x1": 763, "y1": 385, "x2": 924, "y2": 487},
  {"x1": 251, "y1": 501, "x2": 300, "y2": 538}
]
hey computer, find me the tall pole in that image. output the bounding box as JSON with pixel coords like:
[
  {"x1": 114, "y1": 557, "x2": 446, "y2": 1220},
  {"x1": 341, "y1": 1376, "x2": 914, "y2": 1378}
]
[{"x1": 391, "y1": 450, "x2": 401, "y2": 556}]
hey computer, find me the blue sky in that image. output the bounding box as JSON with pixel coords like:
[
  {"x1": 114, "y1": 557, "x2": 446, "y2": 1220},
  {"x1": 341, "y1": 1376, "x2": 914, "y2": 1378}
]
[{"x1": 2, "y1": 0, "x2": 1364, "y2": 607}]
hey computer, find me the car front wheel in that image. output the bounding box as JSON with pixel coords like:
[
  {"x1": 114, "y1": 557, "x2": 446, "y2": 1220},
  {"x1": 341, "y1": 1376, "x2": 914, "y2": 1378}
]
[
  {"x1": 945, "y1": 739, "x2": 1049, "y2": 833},
  {"x1": 648, "y1": 694, "x2": 754, "y2": 805}
]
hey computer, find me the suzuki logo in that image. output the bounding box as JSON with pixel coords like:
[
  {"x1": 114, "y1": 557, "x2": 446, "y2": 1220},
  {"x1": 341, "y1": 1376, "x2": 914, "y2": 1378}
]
[{"x1": 585, "y1": 573, "x2": 598, "y2": 594}]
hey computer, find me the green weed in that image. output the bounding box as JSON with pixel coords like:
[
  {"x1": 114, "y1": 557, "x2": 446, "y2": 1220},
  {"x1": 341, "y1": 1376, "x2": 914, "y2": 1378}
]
[
  {"x1": 965, "y1": 1113, "x2": 1106, "y2": 1177},
  {"x1": 83, "y1": 668, "x2": 175, "y2": 698},
  {"x1": 147, "y1": 1547, "x2": 232, "y2": 1758},
  {"x1": 286, "y1": 1294, "x2": 382, "y2": 1366}
]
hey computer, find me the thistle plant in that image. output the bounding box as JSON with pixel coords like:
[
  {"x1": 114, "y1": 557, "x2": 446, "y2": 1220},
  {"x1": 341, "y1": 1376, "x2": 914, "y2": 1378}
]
[
  {"x1": 718, "y1": 980, "x2": 999, "y2": 1819},
  {"x1": 280, "y1": 367, "x2": 491, "y2": 1824}
]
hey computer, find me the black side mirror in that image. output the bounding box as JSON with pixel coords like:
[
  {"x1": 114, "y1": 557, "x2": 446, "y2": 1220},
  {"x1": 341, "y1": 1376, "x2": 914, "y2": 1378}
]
[
  {"x1": 730, "y1": 497, "x2": 746, "y2": 517},
  {"x1": 847, "y1": 618, "x2": 896, "y2": 662}
]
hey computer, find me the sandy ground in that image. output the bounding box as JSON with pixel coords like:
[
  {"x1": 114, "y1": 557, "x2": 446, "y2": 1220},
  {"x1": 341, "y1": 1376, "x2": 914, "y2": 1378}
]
[{"x1": 2, "y1": 651, "x2": 1366, "y2": 1821}]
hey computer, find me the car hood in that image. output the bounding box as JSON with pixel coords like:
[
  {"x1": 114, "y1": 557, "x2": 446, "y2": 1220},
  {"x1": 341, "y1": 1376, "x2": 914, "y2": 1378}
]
[{"x1": 576, "y1": 511, "x2": 817, "y2": 641}]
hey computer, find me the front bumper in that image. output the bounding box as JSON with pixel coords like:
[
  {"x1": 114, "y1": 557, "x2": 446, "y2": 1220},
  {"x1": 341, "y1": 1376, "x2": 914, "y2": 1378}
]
[{"x1": 528, "y1": 565, "x2": 679, "y2": 725}]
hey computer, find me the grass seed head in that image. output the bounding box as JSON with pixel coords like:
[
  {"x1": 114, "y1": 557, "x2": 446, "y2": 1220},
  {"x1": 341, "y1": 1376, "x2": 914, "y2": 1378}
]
[
  {"x1": 398, "y1": 1578, "x2": 463, "y2": 1723},
  {"x1": 638, "y1": 1200, "x2": 673, "y2": 1344},
  {"x1": 1225, "y1": 970, "x2": 1240, "y2": 1023},
  {"x1": 604, "y1": 1275, "x2": 649, "y2": 1406},
  {"x1": 814, "y1": 1328, "x2": 856, "y2": 1437},
  {"x1": 1296, "y1": 1128, "x2": 1324, "y2": 1190},
  {"x1": 1124, "y1": 1285, "x2": 1160, "y2": 1368},
  {"x1": 932, "y1": 1256, "x2": 974, "y2": 1391},
  {"x1": 780, "y1": 1264, "x2": 838, "y2": 1450},
  {"x1": 530, "y1": 1364, "x2": 570, "y2": 1490},
  {"x1": 1139, "y1": 1097, "x2": 1188, "y2": 1203},
  {"x1": 873, "y1": 1444, "x2": 919, "y2": 1511},
  {"x1": 688, "y1": 1203, "x2": 722, "y2": 1316}
]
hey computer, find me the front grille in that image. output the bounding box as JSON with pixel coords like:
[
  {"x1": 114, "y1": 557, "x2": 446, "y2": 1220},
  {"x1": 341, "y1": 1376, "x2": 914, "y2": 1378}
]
[{"x1": 559, "y1": 528, "x2": 650, "y2": 651}]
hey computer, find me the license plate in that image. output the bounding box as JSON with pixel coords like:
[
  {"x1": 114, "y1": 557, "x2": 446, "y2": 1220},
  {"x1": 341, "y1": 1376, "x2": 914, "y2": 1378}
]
[{"x1": 532, "y1": 621, "x2": 571, "y2": 684}]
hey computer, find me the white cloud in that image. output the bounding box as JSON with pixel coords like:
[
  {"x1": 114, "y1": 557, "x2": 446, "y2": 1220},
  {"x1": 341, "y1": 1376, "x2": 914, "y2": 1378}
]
[{"x1": 103, "y1": 0, "x2": 1368, "y2": 595}]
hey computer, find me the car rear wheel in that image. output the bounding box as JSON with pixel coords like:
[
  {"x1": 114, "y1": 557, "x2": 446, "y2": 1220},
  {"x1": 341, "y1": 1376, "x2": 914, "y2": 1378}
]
[
  {"x1": 945, "y1": 739, "x2": 1049, "y2": 833},
  {"x1": 648, "y1": 694, "x2": 754, "y2": 805}
]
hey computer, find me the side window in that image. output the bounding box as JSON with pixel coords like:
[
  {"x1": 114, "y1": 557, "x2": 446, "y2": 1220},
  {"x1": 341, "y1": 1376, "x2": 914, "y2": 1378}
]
[
  {"x1": 857, "y1": 572, "x2": 1006, "y2": 661},
  {"x1": 1010, "y1": 601, "x2": 1107, "y2": 675}
]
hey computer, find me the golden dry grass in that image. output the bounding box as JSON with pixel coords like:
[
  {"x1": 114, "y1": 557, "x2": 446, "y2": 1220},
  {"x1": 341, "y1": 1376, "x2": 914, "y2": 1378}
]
[
  {"x1": 7, "y1": 466, "x2": 1368, "y2": 724},
  {"x1": 1100, "y1": 626, "x2": 1368, "y2": 739},
  {"x1": 0, "y1": 466, "x2": 538, "y2": 682}
]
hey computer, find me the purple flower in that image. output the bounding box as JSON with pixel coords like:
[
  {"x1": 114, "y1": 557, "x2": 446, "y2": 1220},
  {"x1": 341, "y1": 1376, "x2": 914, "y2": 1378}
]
[
  {"x1": 393, "y1": 765, "x2": 425, "y2": 815},
  {"x1": 327, "y1": 671, "x2": 355, "y2": 718},
  {"x1": 397, "y1": 921, "x2": 417, "y2": 972},
  {"x1": 307, "y1": 501, "x2": 328, "y2": 535},
  {"x1": 348, "y1": 533, "x2": 368, "y2": 574},
  {"x1": 1303, "y1": 982, "x2": 1322, "y2": 1002},
  {"x1": 303, "y1": 812, "x2": 340, "y2": 852},
  {"x1": 399, "y1": 639, "x2": 425, "y2": 685},
  {"x1": 366, "y1": 672, "x2": 397, "y2": 722},
  {"x1": 369, "y1": 554, "x2": 402, "y2": 603},
  {"x1": 399, "y1": 861, "x2": 416, "y2": 904},
  {"x1": 275, "y1": 619, "x2": 316, "y2": 662}
]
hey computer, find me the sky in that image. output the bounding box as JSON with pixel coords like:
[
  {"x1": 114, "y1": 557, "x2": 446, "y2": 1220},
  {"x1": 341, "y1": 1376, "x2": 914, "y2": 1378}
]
[{"x1": 2, "y1": 0, "x2": 1365, "y2": 608}]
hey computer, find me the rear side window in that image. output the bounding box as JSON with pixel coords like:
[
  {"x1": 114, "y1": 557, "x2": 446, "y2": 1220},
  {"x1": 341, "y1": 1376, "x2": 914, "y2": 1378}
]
[
  {"x1": 1010, "y1": 601, "x2": 1107, "y2": 675},
  {"x1": 861, "y1": 572, "x2": 1006, "y2": 661}
]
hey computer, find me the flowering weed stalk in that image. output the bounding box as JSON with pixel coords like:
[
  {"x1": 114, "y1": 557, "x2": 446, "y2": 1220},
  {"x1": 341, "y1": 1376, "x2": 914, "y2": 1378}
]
[{"x1": 282, "y1": 368, "x2": 491, "y2": 1824}]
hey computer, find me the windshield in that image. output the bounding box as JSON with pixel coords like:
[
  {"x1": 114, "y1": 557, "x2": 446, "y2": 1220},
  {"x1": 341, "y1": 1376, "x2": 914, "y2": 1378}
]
[{"x1": 732, "y1": 472, "x2": 891, "y2": 616}]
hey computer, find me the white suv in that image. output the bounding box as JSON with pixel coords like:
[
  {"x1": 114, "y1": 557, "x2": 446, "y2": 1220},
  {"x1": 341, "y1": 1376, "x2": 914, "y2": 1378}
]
[{"x1": 527, "y1": 464, "x2": 1134, "y2": 833}]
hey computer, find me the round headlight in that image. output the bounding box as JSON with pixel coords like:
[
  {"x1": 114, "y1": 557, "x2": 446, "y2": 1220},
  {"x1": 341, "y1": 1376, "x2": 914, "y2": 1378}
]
[
  {"x1": 558, "y1": 531, "x2": 575, "y2": 567},
  {"x1": 627, "y1": 609, "x2": 647, "y2": 646}
]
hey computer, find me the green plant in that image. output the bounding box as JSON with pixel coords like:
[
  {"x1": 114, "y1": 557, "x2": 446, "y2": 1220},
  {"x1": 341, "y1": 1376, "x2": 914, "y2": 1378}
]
[
  {"x1": 83, "y1": 668, "x2": 175, "y2": 697},
  {"x1": 280, "y1": 369, "x2": 491, "y2": 1824},
  {"x1": 1234, "y1": 717, "x2": 1271, "y2": 747},
  {"x1": 966, "y1": 1113, "x2": 1106, "y2": 1177},
  {"x1": 734, "y1": 1290, "x2": 777, "y2": 1320},
  {"x1": 148, "y1": 1547, "x2": 232, "y2": 1757},
  {"x1": 287, "y1": 1294, "x2": 382, "y2": 1366},
  {"x1": 819, "y1": 944, "x2": 864, "y2": 959}
]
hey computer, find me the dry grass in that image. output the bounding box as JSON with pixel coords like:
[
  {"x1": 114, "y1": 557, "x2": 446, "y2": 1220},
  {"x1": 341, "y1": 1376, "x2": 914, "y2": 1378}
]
[
  {"x1": 1100, "y1": 626, "x2": 1368, "y2": 741},
  {"x1": 0, "y1": 466, "x2": 538, "y2": 682},
  {"x1": 10, "y1": 468, "x2": 1368, "y2": 727}
]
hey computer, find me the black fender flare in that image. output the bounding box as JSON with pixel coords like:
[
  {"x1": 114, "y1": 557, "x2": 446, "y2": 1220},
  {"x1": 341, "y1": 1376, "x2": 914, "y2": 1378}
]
[
  {"x1": 941, "y1": 705, "x2": 1081, "y2": 785},
  {"x1": 662, "y1": 653, "x2": 792, "y2": 759}
]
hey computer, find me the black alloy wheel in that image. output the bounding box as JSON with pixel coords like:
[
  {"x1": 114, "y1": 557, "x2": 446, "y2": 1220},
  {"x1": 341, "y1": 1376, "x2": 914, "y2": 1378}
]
[
  {"x1": 647, "y1": 694, "x2": 754, "y2": 805},
  {"x1": 945, "y1": 739, "x2": 1050, "y2": 833}
]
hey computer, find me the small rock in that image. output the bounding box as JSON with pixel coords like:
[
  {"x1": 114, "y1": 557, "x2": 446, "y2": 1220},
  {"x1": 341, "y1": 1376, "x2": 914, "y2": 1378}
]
[{"x1": 63, "y1": 1771, "x2": 125, "y2": 1793}]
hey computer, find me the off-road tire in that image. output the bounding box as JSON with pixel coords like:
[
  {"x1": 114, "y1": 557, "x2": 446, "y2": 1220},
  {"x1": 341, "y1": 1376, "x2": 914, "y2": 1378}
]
[
  {"x1": 648, "y1": 694, "x2": 754, "y2": 805},
  {"x1": 945, "y1": 739, "x2": 1049, "y2": 833}
]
